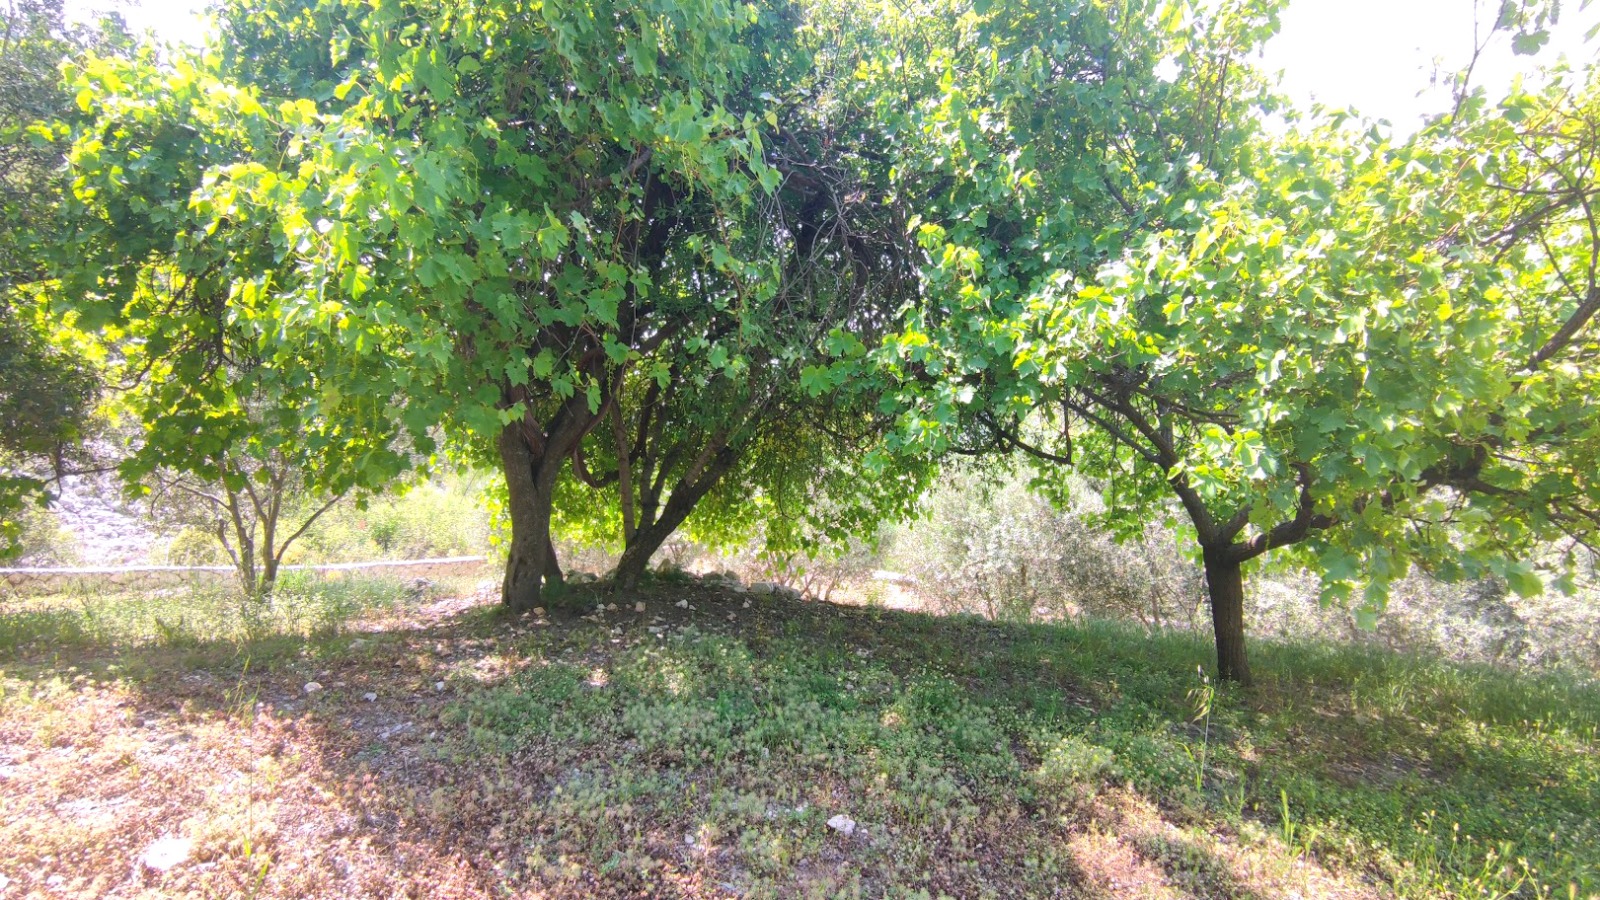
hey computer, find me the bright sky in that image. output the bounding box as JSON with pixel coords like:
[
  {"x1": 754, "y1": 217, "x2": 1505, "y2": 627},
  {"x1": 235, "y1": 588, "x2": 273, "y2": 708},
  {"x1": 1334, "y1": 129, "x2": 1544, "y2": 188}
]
[
  {"x1": 66, "y1": 0, "x2": 209, "y2": 48},
  {"x1": 69, "y1": 0, "x2": 1597, "y2": 129},
  {"x1": 1259, "y1": 0, "x2": 1598, "y2": 129}
]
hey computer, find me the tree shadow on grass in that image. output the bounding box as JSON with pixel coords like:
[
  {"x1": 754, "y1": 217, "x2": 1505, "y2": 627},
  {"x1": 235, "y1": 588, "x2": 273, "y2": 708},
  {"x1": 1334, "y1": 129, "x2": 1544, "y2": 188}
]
[{"x1": 0, "y1": 581, "x2": 1592, "y2": 898}]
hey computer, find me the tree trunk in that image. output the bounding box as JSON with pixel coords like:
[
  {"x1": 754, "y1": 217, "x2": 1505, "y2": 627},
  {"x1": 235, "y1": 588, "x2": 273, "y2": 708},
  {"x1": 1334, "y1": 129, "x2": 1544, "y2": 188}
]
[
  {"x1": 613, "y1": 486, "x2": 708, "y2": 589},
  {"x1": 499, "y1": 424, "x2": 563, "y2": 613},
  {"x1": 544, "y1": 534, "x2": 565, "y2": 589},
  {"x1": 611, "y1": 400, "x2": 636, "y2": 542},
  {"x1": 613, "y1": 511, "x2": 686, "y2": 589},
  {"x1": 257, "y1": 503, "x2": 281, "y2": 599},
  {"x1": 613, "y1": 449, "x2": 738, "y2": 589},
  {"x1": 260, "y1": 554, "x2": 279, "y2": 599},
  {"x1": 238, "y1": 536, "x2": 259, "y2": 599},
  {"x1": 612, "y1": 533, "x2": 657, "y2": 590},
  {"x1": 1202, "y1": 546, "x2": 1251, "y2": 685}
]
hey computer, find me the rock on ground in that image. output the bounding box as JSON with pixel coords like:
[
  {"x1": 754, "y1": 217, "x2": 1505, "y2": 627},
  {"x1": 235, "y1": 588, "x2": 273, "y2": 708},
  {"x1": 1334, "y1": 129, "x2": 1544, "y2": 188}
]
[{"x1": 139, "y1": 837, "x2": 193, "y2": 872}]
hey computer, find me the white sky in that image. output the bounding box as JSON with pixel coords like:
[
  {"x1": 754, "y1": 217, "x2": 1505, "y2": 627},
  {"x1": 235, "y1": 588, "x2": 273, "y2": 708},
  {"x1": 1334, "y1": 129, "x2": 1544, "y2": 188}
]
[
  {"x1": 69, "y1": 0, "x2": 1597, "y2": 129},
  {"x1": 67, "y1": 0, "x2": 210, "y2": 48},
  {"x1": 1258, "y1": 0, "x2": 1598, "y2": 128}
]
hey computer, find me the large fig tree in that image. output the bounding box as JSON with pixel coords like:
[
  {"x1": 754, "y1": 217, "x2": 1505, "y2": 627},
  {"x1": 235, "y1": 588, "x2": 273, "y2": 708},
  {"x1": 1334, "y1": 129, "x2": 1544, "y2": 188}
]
[{"x1": 55, "y1": 0, "x2": 879, "y2": 610}]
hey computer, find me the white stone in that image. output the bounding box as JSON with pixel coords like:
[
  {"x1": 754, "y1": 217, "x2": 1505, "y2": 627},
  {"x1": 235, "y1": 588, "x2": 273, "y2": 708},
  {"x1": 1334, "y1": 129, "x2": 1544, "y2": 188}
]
[
  {"x1": 434, "y1": 681, "x2": 446, "y2": 692},
  {"x1": 378, "y1": 722, "x2": 412, "y2": 740},
  {"x1": 675, "y1": 599, "x2": 690, "y2": 609},
  {"x1": 140, "y1": 836, "x2": 194, "y2": 872},
  {"x1": 634, "y1": 601, "x2": 647, "y2": 613},
  {"x1": 742, "y1": 600, "x2": 751, "y2": 609},
  {"x1": 826, "y1": 814, "x2": 856, "y2": 836},
  {"x1": 303, "y1": 682, "x2": 323, "y2": 694},
  {"x1": 363, "y1": 692, "x2": 378, "y2": 702}
]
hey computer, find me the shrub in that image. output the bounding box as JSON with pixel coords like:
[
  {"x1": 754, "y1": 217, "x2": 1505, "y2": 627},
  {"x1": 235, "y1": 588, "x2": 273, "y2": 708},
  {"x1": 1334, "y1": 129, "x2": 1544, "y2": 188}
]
[
  {"x1": 1032, "y1": 734, "x2": 1117, "y2": 804},
  {"x1": 157, "y1": 525, "x2": 230, "y2": 567},
  {"x1": 882, "y1": 463, "x2": 1203, "y2": 627},
  {"x1": 6, "y1": 503, "x2": 77, "y2": 567},
  {"x1": 290, "y1": 472, "x2": 494, "y2": 563}
]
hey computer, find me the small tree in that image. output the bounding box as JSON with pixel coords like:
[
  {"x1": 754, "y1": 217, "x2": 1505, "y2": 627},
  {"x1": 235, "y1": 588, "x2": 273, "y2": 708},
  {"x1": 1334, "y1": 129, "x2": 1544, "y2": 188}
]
[
  {"x1": 136, "y1": 377, "x2": 372, "y2": 595},
  {"x1": 876, "y1": 0, "x2": 1598, "y2": 683},
  {"x1": 147, "y1": 450, "x2": 345, "y2": 596}
]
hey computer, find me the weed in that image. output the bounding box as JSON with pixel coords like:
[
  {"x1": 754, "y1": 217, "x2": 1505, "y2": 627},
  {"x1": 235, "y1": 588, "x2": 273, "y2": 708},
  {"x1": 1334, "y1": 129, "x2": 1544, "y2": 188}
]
[{"x1": 1184, "y1": 665, "x2": 1215, "y2": 795}]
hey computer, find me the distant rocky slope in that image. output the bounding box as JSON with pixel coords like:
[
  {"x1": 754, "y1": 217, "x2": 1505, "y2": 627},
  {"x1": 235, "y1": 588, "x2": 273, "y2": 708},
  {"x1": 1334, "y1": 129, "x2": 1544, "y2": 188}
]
[{"x1": 43, "y1": 470, "x2": 158, "y2": 566}]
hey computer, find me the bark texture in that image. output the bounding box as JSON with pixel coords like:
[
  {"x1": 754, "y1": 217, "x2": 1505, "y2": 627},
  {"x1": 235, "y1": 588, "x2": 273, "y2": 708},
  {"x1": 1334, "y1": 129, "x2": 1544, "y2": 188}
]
[
  {"x1": 498, "y1": 423, "x2": 564, "y2": 613},
  {"x1": 1202, "y1": 546, "x2": 1251, "y2": 686}
]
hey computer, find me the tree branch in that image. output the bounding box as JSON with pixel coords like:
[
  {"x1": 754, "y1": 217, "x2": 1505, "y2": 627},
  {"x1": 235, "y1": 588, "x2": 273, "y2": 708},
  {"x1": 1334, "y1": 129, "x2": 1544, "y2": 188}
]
[{"x1": 1224, "y1": 463, "x2": 1336, "y2": 563}]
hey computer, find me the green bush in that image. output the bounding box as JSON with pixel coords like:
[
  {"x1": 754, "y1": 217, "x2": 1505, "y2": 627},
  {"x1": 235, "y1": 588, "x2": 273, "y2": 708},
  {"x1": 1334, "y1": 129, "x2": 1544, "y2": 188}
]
[
  {"x1": 291, "y1": 472, "x2": 494, "y2": 563},
  {"x1": 1032, "y1": 734, "x2": 1117, "y2": 804},
  {"x1": 159, "y1": 525, "x2": 229, "y2": 566},
  {"x1": 6, "y1": 503, "x2": 78, "y2": 566}
]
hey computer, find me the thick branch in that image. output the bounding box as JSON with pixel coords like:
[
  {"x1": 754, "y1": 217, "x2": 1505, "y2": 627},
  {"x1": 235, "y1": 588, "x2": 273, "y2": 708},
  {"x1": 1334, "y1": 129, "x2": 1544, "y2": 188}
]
[
  {"x1": 1527, "y1": 283, "x2": 1600, "y2": 370},
  {"x1": 1223, "y1": 463, "x2": 1336, "y2": 563}
]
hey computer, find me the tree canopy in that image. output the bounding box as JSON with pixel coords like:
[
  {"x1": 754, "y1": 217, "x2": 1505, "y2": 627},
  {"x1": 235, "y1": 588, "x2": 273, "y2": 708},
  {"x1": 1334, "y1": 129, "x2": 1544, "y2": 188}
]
[
  {"x1": 869, "y1": 4, "x2": 1600, "y2": 682},
  {"x1": 32, "y1": 0, "x2": 1600, "y2": 683},
  {"x1": 54, "y1": 0, "x2": 932, "y2": 608},
  {"x1": 0, "y1": 0, "x2": 127, "y2": 555}
]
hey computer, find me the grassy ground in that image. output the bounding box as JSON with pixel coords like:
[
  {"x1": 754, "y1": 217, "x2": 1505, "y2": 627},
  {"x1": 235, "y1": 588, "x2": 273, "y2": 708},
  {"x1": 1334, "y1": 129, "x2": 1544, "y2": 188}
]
[{"x1": 0, "y1": 575, "x2": 1595, "y2": 899}]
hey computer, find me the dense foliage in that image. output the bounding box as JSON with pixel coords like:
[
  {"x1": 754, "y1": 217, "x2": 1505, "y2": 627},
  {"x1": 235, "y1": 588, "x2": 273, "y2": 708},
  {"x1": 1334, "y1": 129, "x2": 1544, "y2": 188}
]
[
  {"x1": 20, "y1": 0, "x2": 1600, "y2": 681},
  {"x1": 0, "y1": 0, "x2": 121, "y2": 554},
  {"x1": 863, "y1": 4, "x2": 1600, "y2": 681}
]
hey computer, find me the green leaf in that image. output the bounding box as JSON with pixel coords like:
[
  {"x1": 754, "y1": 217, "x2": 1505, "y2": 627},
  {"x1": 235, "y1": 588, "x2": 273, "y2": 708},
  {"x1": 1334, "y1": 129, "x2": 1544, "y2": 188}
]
[
  {"x1": 1510, "y1": 29, "x2": 1550, "y2": 55},
  {"x1": 532, "y1": 350, "x2": 556, "y2": 379},
  {"x1": 1505, "y1": 564, "x2": 1542, "y2": 598}
]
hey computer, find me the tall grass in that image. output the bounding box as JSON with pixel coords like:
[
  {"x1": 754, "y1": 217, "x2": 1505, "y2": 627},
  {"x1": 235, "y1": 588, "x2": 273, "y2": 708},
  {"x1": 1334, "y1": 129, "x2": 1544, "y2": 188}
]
[{"x1": 0, "y1": 574, "x2": 407, "y2": 656}]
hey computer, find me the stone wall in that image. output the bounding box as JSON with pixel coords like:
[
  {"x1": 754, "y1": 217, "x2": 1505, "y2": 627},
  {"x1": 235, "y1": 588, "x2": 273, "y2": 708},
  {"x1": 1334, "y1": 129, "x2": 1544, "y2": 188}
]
[{"x1": 0, "y1": 557, "x2": 491, "y2": 596}]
